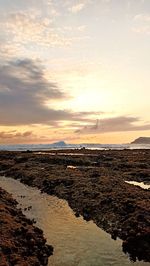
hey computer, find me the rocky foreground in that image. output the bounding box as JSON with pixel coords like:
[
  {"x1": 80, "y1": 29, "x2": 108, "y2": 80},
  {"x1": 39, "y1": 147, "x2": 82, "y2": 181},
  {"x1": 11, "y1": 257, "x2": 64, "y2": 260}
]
[
  {"x1": 0, "y1": 187, "x2": 53, "y2": 266},
  {"x1": 0, "y1": 149, "x2": 150, "y2": 263}
]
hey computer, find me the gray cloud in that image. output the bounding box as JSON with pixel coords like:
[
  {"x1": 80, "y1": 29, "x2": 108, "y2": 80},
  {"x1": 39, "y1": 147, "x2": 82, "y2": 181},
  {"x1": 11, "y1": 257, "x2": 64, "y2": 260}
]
[
  {"x1": 75, "y1": 116, "x2": 150, "y2": 134},
  {"x1": 0, "y1": 59, "x2": 98, "y2": 126}
]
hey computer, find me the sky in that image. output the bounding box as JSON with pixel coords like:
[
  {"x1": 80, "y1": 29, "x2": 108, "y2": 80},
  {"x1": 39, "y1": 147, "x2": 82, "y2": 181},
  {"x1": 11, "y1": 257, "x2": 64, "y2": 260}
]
[{"x1": 0, "y1": 0, "x2": 150, "y2": 144}]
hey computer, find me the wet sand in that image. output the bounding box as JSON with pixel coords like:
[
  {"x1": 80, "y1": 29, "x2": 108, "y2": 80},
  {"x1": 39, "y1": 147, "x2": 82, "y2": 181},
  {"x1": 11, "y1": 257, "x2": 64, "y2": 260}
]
[{"x1": 0, "y1": 149, "x2": 150, "y2": 263}]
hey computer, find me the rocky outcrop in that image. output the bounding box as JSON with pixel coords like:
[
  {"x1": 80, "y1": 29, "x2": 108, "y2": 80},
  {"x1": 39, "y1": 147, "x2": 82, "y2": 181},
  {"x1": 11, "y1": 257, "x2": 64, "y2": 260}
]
[
  {"x1": 0, "y1": 187, "x2": 53, "y2": 266},
  {"x1": 0, "y1": 149, "x2": 150, "y2": 262}
]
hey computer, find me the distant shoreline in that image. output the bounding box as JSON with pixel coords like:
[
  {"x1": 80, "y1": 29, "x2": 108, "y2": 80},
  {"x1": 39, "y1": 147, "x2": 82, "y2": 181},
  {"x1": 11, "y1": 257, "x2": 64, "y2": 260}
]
[{"x1": 0, "y1": 143, "x2": 150, "y2": 151}]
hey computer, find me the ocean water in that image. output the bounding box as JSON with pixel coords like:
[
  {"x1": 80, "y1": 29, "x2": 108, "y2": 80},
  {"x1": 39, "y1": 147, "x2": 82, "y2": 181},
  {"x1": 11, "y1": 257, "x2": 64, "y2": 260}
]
[{"x1": 0, "y1": 143, "x2": 150, "y2": 151}]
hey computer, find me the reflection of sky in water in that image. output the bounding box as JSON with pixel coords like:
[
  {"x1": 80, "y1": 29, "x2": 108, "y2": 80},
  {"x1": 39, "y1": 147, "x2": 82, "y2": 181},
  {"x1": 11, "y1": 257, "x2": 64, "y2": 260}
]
[
  {"x1": 67, "y1": 165, "x2": 77, "y2": 169},
  {"x1": 125, "y1": 181, "x2": 150, "y2": 190},
  {"x1": 0, "y1": 176, "x2": 149, "y2": 266}
]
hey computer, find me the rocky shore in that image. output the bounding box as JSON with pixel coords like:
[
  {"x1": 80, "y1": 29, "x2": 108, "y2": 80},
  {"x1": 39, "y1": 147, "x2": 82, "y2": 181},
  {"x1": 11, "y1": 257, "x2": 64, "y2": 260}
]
[
  {"x1": 0, "y1": 149, "x2": 150, "y2": 263},
  {"x1": 0, "y1": 187, "x2": 53, "y2": 266}
]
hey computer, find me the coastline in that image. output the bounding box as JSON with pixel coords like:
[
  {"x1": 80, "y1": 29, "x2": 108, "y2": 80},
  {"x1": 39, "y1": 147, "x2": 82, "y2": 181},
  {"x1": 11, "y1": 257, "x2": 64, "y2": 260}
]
[{"x1": 0, "y1": 149, "x2": 150, "y2": 262}]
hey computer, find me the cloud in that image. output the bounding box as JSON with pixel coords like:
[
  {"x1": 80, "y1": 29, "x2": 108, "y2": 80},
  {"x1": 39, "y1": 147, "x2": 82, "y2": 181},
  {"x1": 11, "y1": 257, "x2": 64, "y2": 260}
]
[
  {"x1": 69, "y1": 3, "x2": 86, "y2": 13},
  {"x1": 2, "y1": 11, "x2": 72, "y2": 47},
  {"x1": 0, "y1": 10, "x2": 89, "y2": 61},
  {"x1": 0, "y1": 59, "x2": 98, "y2": 126},
  {"x1": 0, "y1": 130, "x2": 46, "y2": 144},
  {"x1": 132, "y1": 25, "x2": 150, "y2": 34},
  {"x1": 75, "y1": 116, "x2": 150, "y2": 134},
  {"x1": 133, "y1": 14, "x2": 150, "y2": 22},
  {"x1": 67, "y1": 0, "x2": 93, "y2": 14},
  {"x1": 0, "y1": 131, "x2": 33, "y2": 139},
  {"x1": 132, "y1": 13, "x2": 150, "y2": 35}
]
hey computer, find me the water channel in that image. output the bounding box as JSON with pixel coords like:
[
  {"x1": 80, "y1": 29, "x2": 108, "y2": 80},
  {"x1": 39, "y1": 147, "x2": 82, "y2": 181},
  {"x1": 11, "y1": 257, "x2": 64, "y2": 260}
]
[{"x1": 0, "y1": 176, "x2": 149, "y2": 266}]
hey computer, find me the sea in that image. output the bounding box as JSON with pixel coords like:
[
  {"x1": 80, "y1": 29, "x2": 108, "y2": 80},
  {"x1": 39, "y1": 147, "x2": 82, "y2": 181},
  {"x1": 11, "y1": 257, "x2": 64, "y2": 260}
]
[{"x1": 0, "y1": 143, "x2": 150, "y2": 151}]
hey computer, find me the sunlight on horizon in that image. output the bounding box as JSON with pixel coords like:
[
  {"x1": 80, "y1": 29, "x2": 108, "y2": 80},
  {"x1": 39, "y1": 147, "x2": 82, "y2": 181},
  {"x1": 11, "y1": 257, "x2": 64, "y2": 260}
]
[{"x1": 0, "y1": 0, "x2": 150, "y2": 144}]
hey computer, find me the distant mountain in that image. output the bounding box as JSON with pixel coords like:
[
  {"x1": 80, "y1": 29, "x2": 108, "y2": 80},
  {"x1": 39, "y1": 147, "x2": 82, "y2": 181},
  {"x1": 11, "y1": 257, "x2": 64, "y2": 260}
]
[
  {"x1": 52, "y1": 141, "x2": 67, "y2": 146},
  {"x1": 131, "y1": 137, "x2": 150, "y2": 144}
]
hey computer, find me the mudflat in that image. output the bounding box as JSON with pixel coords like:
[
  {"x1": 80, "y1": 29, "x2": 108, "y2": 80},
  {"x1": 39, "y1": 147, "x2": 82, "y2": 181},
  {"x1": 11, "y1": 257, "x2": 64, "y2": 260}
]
[{"x1": 0, "y1": 149, "x2": 150, "y2": 263}]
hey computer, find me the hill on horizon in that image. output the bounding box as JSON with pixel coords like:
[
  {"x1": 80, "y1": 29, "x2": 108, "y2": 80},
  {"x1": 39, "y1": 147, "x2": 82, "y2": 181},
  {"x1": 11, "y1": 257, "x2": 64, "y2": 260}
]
[
  {"x1": 52, "y1": 141, "x2": 67, "y2": 146},
  {"x1": 131, "y1": 137, "x2": 150, "y2": 144}
]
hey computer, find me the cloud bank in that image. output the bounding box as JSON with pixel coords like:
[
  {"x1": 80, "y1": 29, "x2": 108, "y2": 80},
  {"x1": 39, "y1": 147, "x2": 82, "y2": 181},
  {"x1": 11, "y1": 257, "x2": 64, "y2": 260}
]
[
  {"x1": 75, "y1": 116, "x2": 150, "y2": 134},
  {"x1": 0, "y1": 59, "x2": 97, "y2": 126},
  {"x1": 0, "y1": 131, "x2": 33, "y2": 139}
]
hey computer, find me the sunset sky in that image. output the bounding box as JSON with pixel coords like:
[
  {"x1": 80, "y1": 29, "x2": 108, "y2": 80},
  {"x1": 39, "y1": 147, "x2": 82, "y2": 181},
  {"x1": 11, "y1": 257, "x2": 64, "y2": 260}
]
[{"x1": 0, "y1": 0, "x2": 150, "y2": 144}]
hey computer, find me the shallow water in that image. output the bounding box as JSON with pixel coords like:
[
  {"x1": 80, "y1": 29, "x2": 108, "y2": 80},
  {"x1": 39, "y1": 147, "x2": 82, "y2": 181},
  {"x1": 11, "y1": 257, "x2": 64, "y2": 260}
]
[
  {"x1": 34, "y1": 152, "x2": 97, "y2": 156},
  {"x1": 0, "y1": 176, "x2": 149, "y2": 266},
  {"x1": 67, "y1": 165, "x2": 77, "y2": 169},
  {"x1": 125, "y1": 180, "x2": 150, "y2": 190}
]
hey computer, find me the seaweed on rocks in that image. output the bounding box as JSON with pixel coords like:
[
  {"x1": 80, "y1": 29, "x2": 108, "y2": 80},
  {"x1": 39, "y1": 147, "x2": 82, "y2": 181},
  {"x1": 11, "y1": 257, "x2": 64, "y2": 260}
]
[
  {"x1": 0, "y1": 187, "x2": 53, "y2": 266},
  {"x1": 0, "y1": 149, "x2": 150, "y2": 262}
]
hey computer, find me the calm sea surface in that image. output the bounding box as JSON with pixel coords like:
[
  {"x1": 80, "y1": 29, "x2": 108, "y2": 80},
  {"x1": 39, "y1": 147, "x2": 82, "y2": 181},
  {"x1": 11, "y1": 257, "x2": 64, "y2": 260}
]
[{"x1": 0, "y1": 143, "x2": 150, "y2": 151}]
